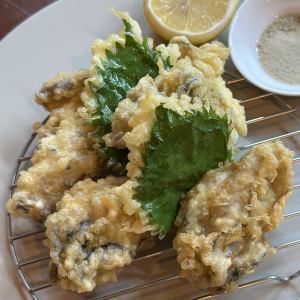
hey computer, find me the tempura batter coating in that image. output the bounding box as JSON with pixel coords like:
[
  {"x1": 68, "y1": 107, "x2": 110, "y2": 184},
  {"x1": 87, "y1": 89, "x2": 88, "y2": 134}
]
[
  {"x1": 7, "y1": 88, "x2": 101, "y2": 220},
  {"x1": 174, "y1": 142, "x2": 293, "y2": 291},
  {"x1": 45, "y1": 51, "x2": 247, "y2": 292},
  {"x1": 44, "y1": 12, "x2": 247, "y2": 293},
  {"x1": 168, "y1": 36, "x2": 230, "y2": 78},
  {"x1": 36, "y1": 69, "x2": 90, "y2": 111},
  {"x1": 45, "y1": 177, "x2": 153, "y2": 292}
]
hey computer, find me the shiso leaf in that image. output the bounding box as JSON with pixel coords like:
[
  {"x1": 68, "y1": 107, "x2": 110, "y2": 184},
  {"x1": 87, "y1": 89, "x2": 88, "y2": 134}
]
[
  {"x1": 134, "y1": 105, "x2": 232, "y2": 236},
  {"x1": 88, "y1": 19, "x2": 170, "y2": 174}
]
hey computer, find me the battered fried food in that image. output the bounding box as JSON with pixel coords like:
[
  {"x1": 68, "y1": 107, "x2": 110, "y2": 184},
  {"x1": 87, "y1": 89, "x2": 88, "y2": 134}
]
[
  {"x1": 173, "y1": 141, "x2": 293, "y2": 291},
  {"x1": 36, "y1": 69, "x2": 90, "y2": 111},
  {"x1": 45, "y1": 177, "x2": 152, "y2": 292},
  {"x1": 6, "y1": 73, "x2": 102, "y2": 221},
  {"x1": 45, "y1": 48, "x2": 247, "y2": 292},
  {"x1": 13, "y1": 10, "x2": 247, "y2": 294}
]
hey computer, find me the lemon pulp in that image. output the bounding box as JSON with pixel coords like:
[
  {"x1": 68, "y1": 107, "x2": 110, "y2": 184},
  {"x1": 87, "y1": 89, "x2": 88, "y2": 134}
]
[{"x1": 144, "y1": 0, "x2": 239, "y2": 44}]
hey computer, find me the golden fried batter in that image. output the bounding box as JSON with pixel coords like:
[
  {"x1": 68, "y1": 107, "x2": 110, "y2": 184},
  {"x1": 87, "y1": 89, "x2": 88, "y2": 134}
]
[
  {"x1": 45, "y1": 50, "x2": 248, "y2": 292},
  {"x1": 174, "y1": 141, "x2": 293, "y2": 291},
  {"x1": 43, "y1": 12, "x2": 247, "y2": 293},
  {"x1": 7, "y1": 73, "x2": 102, "y2": 221},
  {"x1": 36, "y1": 69, "x2": 90, "y2": 111},
  {"x1": 169, "y1": 36, "x2": 230, "y2": 78},
  {"x1": 45, "y1": 177, "x2": 152, "y2": 292}
]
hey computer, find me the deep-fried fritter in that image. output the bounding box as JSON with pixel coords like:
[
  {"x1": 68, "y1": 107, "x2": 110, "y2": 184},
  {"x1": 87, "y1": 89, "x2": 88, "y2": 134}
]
[
  {"x1": 6, "y1": 73, "x2": 102, "y2": 220},
  {"x1": 173, "y1": 141, "x2": 293, "y2": 291},
  {"x1": 36, "y1": 69, "x2": 90, "y2": 111},
  {"x1": 45, "y1": 49, "x2": 247, "y2": 292},
  {"x1": 45, "y1": 177, "x2": 151, "y2": 292}
]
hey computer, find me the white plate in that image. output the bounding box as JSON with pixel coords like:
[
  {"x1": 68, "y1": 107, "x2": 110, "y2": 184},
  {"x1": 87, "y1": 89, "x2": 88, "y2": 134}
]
[
  {"x1": 0, "y1": 1, "x2": 300, "y2": 300},
  {"x1": 229, "y1": 0, "x2": 300, "y2": 96}
]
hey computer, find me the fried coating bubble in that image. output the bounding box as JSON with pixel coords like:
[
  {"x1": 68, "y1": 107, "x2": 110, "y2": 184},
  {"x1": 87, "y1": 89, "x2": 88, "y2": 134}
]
[
  {"x1": 173, "y1": 141, "x2": 293, "y2": 291},
  {"x1": 7, "y1": 73, "x2": 102, "y2": 221},
  {"x1": 45, "y1": 177, "x2": 152, "y2": 293}
]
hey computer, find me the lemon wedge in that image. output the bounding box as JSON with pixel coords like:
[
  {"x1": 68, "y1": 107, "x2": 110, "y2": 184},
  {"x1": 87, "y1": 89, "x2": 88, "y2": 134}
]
[{"x1": 144, "y1": 0, "x2": 239, "y2": 44}]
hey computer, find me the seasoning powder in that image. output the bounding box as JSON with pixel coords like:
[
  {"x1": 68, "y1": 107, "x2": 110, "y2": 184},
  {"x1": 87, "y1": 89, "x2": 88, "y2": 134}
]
[{"x1": 257, "y1": 15, "x2": 300, "y2": 85}]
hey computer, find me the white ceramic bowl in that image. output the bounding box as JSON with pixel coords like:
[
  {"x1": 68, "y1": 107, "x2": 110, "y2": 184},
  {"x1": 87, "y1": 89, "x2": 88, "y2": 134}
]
[{"x1": 229, "y1": 0, "x2": 300, "y2": 96}]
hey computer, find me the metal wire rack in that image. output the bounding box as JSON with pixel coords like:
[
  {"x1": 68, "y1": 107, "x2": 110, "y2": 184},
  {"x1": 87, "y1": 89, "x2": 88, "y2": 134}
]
[{"x1": 6, "y1": 69, "x2": 300, "y2": 300}]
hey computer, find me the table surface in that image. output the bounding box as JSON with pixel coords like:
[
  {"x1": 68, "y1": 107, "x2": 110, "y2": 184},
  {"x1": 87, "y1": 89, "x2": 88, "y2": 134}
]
[{"x1": 0, "y1": 0, "x2": 56, "y2": 39}]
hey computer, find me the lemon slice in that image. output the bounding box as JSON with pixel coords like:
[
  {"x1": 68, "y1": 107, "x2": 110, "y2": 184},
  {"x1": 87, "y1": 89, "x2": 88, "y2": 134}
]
[{"x1": 144, "y1": 0, "x2": 239, "y2": 44}]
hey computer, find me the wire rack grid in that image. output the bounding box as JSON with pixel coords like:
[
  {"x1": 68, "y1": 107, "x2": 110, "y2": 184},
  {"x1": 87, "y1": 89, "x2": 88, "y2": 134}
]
[{"x1": 6, "y1": 69, "x2": 300, "y2": 300}]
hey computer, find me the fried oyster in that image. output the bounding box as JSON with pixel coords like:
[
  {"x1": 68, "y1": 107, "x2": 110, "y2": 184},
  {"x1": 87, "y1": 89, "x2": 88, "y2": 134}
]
[
  {"x1": 36, "y1": 69, "x2": 90, "y2": 111},
  {"x1": 173, "y1": 141, "x2": 293, "y2": 291},
  {"x1": 45, "y1": 36, "x2": 247, "y2": 292},
  {"x1": 45, "y1": 177, "x2": 148, "y2": 292},
  {"x1": 7, "y1": 71, "x2": 102, "y2": 221}
]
